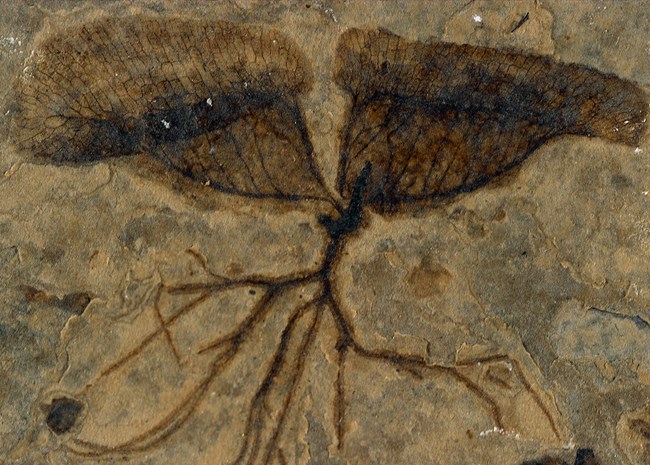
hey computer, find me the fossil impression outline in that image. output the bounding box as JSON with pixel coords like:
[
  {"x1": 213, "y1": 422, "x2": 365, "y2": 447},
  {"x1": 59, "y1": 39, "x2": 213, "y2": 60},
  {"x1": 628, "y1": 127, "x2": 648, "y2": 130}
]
[{"x1": 11, "y1": 15, "x2": 648, "y2": 464}]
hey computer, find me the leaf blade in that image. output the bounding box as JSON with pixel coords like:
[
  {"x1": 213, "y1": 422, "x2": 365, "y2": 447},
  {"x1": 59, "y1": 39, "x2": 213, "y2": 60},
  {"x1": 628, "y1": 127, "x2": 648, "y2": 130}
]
[
  {"x1": 12, "y1": 16, "x2": 328, "y2": 201},
  {"x1": 335, "y1": 28, "x2": 648, "y2": 208}
]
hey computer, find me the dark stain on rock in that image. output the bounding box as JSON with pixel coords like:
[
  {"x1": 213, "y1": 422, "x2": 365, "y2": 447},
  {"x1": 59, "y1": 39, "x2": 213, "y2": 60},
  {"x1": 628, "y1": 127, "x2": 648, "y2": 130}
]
[
  {"x1": 118, "y1": 211, "x2": 179, "y2": 251},
  {"x1": 519, "y1": 448, "x2": 599, "y2": 465},
  {"x1": 405, "y1": 256, "x2": 453, "y2": 298},
  {"x1": 574, "y1": 448, "x2": 599, "y2": 465},
  {"x1": 45, "y1": 397, "x2": 84, "y2": 434},
  {"x1": 609, "y1": 172, "x2": 633, "y2": 190},
  {"x1": 629, "y1": 418, "x2": 650, "y2": 440},
  {"x1": 22, "y1": 285, "x2": 92, "y2": 315},
  {"x1": 449, "y1": 206, "x2": 488, "y2": 238}
]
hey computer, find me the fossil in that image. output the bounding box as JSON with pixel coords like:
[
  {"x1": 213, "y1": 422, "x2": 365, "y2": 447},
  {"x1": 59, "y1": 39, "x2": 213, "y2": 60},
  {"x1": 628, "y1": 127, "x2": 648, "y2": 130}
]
[
  {"x1": 11, "y1": 14, "x2": 647, "y2": 465},
  {"x1": 334, "y1": 27, "x2": 646, "y2": 209},
  {"x1": 12, "y1": 16, "x2": 324, "y2": 200}
]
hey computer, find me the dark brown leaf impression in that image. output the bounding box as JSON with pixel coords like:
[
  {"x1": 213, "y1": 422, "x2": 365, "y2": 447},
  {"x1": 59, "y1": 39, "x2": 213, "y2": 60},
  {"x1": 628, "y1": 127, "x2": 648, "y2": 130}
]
[
  {"x1": 12, "y1": 16, "x2": 327, "y2": 200},
  {"x1": 335, "y1": 28, "x2": 648, "y2": 209},
  {"x1": 10, "y1": 15, "x2": 648, "y2": 465}
]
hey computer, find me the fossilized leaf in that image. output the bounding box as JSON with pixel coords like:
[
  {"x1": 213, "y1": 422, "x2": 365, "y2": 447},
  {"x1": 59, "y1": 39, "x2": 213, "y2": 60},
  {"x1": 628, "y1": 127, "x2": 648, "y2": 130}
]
[
  {"x1": 12, "y1": 16, "x2": 327, "y2": 200},
  {"x1": 334, "y1": 28, "x2": 648, "y2": 209}
]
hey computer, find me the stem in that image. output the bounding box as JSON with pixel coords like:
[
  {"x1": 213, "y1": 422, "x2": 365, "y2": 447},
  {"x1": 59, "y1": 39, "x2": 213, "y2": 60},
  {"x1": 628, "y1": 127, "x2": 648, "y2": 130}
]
[{"x1": 318, "y1": 161, "x2": 371, "y2": 241}]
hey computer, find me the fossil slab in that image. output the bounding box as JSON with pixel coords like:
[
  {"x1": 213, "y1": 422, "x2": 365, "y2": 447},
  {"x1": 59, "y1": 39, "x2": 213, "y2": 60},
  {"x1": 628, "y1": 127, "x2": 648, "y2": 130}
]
[{"x1": 1, "y1": 2, "x2": 649, "y2": 465}]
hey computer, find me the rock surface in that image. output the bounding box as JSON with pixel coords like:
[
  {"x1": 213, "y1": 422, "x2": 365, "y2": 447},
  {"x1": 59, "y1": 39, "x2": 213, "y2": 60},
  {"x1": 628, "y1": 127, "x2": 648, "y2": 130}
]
[{"x1": 0, "y1": 2, "x2": 648, "y2": 465}]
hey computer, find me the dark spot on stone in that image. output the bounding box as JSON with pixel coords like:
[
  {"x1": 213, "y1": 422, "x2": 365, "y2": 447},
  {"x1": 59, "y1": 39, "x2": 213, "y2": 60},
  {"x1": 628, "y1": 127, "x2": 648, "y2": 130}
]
[
  {"x1": 405, "y1": 256, "x2": 453, "y2": 298},
  {"x1": 491, "y1": 208, "x2": 507, "y2": 222},
  {"x1": 610, "y1": 172, "x2": 633, "y2": 190},
  {"x1": 58, "y1": 292, "x2": 92, "y2": 315},
  {"x1": 41, "y1": 246, "x2": 64, "y2": 264},
  {"x1": 574, "y1": 448, "x2": 598, "y2": 465},
  {"x1": 376, "y1": 238, "x2": 396, "y2": 252},
  {"x1": 226, "y1": 261, "x2": 244, "y2": 276},
  {"x1": 118, "y1": 212, "x2": 178, "y2": 251},
  {"x1": 450, "y1": 206, "x2": 488, "y2": 238},
  {"x1": 22, "y1": 285, "x2": 92, "y2": 315},
  {"x1": 517, "y1": 448, "x2": 599, "y2": 465},
  {"x1": 629, "y1": 418, "x2": 650, "y2": 439},
  {"x1": 46, "y1": 397, "x2": 83, "y2": 434}
]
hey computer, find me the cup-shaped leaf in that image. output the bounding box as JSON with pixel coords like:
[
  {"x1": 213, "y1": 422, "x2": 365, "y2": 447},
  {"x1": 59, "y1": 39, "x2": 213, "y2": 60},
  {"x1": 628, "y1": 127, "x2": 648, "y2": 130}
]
[
  {"x1": 12, "y1": 16, "x2": 328, "y2": 201},
  {"x1": 335, "y1": 28, "x2": 648, "y2": 209}
]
